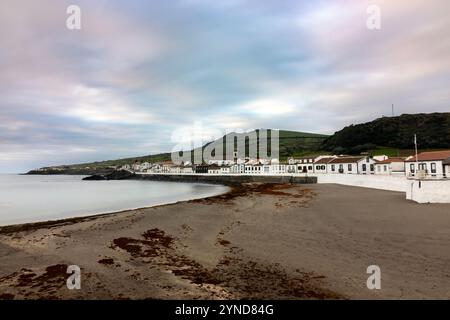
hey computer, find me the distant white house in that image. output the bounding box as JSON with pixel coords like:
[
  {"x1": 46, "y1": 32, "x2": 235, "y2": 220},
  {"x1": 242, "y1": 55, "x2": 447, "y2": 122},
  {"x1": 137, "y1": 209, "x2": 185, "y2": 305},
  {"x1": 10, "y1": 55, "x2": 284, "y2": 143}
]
[
  {"x1": 269, "y1": 164, "x2": 286, "y2": 175},
  {"x1": 374, "y1": 157, "x2": 405, "y2": 175},
  {"x1": 208, "y1": 165, "x2": 221, "y2": 174},
  {"x1": 220, "y1": 166, "x2": 231, "y2": 174},
  {"x1": 231, "y1": 164, "x2": 245, "y2": 174},
  {"x1": 182, "y1": 166, "x2": 194, "y2": 174},
  {"x1": 327, "y1": 157, "x2": 376, "y2": 175},
  {"x1": 313, "y1": 157, "x2": 335, "y2": 174},
  {"x1": 373, "y1": 155, "x2": 389, "y2": 161},
  {"x1": 245, "y1": 164, "x2": 263, "y2": 174},
  {"x1": 169, "y1": 166, "x2": 182, "y2": 174},
  {"x1": 140, "y1": 162, "x2": 151, "y2": 171},
  {"x1": 405, "y1": 150, "x2": 450, "y2": 178},
  {"x1": 288, "y1": 156, "x2": 316, "y2": 165},
  {"x1": 286, "y1": 164, "x2": 297, "y2": 173},
  {"x1": 131, "y1": 161, "x2": 142, "y2": 171},
  {"x1": 121, "y1": 164, "x2": 131, "y2": 171}
]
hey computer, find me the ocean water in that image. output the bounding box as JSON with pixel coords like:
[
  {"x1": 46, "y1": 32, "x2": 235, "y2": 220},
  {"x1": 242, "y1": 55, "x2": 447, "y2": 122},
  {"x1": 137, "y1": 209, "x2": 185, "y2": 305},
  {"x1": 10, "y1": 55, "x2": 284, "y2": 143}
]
[{"x1": 0, "y1": 175, "x2": 228, "y2": 226}]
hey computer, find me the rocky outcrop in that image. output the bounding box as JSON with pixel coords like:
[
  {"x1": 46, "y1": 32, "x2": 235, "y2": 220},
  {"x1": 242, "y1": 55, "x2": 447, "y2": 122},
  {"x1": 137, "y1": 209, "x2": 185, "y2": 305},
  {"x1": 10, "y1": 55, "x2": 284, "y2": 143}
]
[
  {"x1": 82, "y1": 175, "x2": 107, "y2": 181},
  {"x1": 82, "y1": 170, "x2": 135, "y2": 181}
]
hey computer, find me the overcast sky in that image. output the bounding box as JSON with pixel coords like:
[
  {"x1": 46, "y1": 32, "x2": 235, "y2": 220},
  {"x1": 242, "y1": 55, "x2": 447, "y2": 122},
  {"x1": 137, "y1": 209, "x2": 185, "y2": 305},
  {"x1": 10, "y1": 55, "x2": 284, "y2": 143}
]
[{"x1": 1, "y1": 0, "x2": 449, "y2": 172}]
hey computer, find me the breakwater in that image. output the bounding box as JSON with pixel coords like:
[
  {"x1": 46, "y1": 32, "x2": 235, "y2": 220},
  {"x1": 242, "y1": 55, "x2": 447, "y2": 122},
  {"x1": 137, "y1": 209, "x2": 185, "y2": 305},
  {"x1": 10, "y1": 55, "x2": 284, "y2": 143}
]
[{"x1": 132, "y1": 174, "x2": 317, "y2": 186}]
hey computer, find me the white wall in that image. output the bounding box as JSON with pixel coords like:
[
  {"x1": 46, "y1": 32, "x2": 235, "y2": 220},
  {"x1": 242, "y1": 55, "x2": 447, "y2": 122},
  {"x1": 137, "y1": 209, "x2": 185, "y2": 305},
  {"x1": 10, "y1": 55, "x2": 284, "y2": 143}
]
[
  {"x1": 406, "y1": 180, "x2": 450, "y2": 203},
  {"x1": 357, "y1": 158, "x2": 375, "y2": 174},
  {"x1": 317, "y1": 174, "x2": 450, "y2": 203},
  {"x1": 326, "y1": 163, "x2": 360, "y2": 175},
  {"x1": 317, "y1": 174, "x2": 408, "y2": 192},
  {"x1": 405, "y1": 160, "x2": 444, "y2": 177}
]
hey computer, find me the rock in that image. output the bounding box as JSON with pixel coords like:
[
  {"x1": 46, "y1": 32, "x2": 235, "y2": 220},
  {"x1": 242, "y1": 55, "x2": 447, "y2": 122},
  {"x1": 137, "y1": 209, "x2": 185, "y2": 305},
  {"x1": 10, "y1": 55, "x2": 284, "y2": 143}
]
[
  {"x1": 82, "y1": 174, "x2": 106, "y2": 181},
  {"x1": 104, "y1": 170, "x2": 135, "y2": 180}
]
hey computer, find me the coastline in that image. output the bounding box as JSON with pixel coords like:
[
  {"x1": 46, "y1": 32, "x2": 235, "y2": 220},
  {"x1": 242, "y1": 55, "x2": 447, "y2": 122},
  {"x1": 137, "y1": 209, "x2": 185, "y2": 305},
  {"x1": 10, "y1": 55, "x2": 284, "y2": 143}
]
[
  {"x1": 0, "y1": 182, "x2": 234, "y2": 235},
  {"x1": 1, "y1": 182, "x2": 450, "y2": 299},
  {"x1": 0, "y1": 175, "x2": 230, "y2": 228}
]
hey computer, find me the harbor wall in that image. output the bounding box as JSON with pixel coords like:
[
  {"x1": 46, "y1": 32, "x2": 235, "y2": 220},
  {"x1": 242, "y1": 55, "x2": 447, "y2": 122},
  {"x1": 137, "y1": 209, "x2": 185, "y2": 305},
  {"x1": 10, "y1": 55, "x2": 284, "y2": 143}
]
[{"x1": 133, "y1": 173, "x2": 317, "y2": 185}]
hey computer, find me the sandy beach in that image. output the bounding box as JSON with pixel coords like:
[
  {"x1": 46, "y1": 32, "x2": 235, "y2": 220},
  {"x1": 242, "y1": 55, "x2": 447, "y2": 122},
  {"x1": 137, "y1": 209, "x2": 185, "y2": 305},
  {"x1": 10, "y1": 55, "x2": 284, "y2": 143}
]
[{"x1": 0, "y1": 183, "x2": 449, "y2": 300}]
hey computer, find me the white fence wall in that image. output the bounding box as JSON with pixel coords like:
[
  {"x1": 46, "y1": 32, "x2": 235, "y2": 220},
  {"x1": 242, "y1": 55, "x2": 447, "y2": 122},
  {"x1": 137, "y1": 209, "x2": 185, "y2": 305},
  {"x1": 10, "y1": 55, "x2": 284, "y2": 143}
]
[
  {"x1": 316, "y1": 174, "x2": 450, "y2": 204},
  {"x1": 406, "y1": 180, "x2": 450, "y2": 204},
  {"x1": 316, "y1": 174, "x2": 408, "y2": 192}
]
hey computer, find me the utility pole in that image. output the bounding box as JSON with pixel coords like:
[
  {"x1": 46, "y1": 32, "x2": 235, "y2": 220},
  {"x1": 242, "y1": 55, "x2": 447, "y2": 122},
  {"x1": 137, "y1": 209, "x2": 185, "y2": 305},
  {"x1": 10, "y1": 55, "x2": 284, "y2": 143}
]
[{"x1": 414, "y1": 134, "x2": 419, "y2": 178}]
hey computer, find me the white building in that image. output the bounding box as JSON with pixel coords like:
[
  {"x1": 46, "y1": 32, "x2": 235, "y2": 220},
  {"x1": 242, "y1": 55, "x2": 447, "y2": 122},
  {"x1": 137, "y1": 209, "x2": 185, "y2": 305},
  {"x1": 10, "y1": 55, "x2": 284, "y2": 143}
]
[
  {"x1": 288, "y1": 156, "x2": 316, "y2": 165},
  {"x1": 374, "y1": 157, "x2": 405, "y2": 175},
  {"x1": 327, "y1": 157, "x2": 376, "y2": 175},
  {"x1": 405, "y1": 150, "x2": 450, "y2": 178},
  {"x1": 313, "y1": 157, "x2": 335, "y2": 174},
  {"x1": 140, "y1": 162, "x2": 151, "y2": 171},
  {"x1": 269, "y1": 164, "x2": 286, "y2": 175},
  {"x1": 131, "y1": 161, "x2": 142, "y2": 171},
  {"x1": 245, "y1": 164, "x2": 263, "y2": 174},
  {"x1": 208, "y1": 165, "x2": 221, "y2": 174},
  {"x1": 121, "y1": 164, "x2": 131, "y2": 171},
  {"x1": 182, "y1": 166, "x2": 194, "y2": 174},
  {"x1": 220, "y1": 166, "x2": 231, "y2": 174},
  {"x1": 373, "y1": 155, "x2": 389, "y2": 161},
  {"x1": 169, "y1": 166, "x2": 182, "y2": 174},
  {"x1": 231, "y1": 164, "x2": 245, "y2": 174},
  {"x1": 286, "y1": 164, "x2": 297, "y2": 173}
]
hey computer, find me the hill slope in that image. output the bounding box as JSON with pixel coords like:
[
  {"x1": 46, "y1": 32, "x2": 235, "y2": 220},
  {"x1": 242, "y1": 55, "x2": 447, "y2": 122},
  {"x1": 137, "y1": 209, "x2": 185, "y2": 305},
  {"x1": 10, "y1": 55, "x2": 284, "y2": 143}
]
[
  {"x1": 39, "y1": 130, "x2": 328, "y2": 172},
  {"x1": 322, "y1": 113, "x2": 450, "y2": 153}
]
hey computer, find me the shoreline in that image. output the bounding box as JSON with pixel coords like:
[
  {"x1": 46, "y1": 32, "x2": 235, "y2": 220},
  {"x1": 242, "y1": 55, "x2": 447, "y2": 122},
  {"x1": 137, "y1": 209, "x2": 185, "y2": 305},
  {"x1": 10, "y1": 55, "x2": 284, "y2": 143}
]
[
  {"x1": 0, "y1": 181, "x2": 234, "y2": 234},
  {"x1": 1, "y1": 182, "x2": 450, "y2": 299}
]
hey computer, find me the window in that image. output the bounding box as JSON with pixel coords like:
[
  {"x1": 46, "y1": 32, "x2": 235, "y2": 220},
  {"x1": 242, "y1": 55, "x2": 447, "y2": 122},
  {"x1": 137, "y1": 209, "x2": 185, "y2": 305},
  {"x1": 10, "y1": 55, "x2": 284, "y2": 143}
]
[
  {"x1": 362, "y1": 164, "x2": 367, "y2": 171},
  {"x1": 348, "y1": 164, "x2": 352, "y2": 171},
  {"x1": 431, "y1": 163, "x2": 436, "y2": 174},
  {"x1": 410, "y1": 164, "x2": 415, "y2": 173},
  {"x1": 370, "y1": 164, "x2": 374, "y2": 171},
  {"x1": 331, "y1": 164, "x2": 335, "y2": 171},
  {"x1": 308, "y1": 166, "x2": 313, "y2": 170},
  {"x1": 384, "y1": 165, "x2": 387, "y2": 172}
]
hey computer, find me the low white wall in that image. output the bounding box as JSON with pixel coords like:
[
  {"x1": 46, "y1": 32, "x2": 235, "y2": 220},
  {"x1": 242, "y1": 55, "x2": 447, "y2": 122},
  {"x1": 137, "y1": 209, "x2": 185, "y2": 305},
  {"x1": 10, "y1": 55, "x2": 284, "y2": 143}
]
[
  {"x1": 316, "y1": 174, "x2": 408, "y2": 192},
  {"x1": 406, "y1": 180, "x2": 450, "y2": 204}
]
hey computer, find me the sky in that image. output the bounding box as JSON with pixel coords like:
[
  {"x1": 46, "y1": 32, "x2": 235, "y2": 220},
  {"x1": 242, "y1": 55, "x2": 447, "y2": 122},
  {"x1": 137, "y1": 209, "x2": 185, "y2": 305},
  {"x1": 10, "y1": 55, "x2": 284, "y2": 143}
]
[{"x1": 0, "y1": 0, "x2": 449, "y2": 173}]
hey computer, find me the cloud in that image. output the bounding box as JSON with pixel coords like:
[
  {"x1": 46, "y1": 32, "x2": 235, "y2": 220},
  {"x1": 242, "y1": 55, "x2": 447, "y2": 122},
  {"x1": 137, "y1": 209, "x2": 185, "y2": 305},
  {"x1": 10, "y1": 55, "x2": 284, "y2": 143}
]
[{"x1": 0, "y1": 0, "x2": 449, "y2": 172}]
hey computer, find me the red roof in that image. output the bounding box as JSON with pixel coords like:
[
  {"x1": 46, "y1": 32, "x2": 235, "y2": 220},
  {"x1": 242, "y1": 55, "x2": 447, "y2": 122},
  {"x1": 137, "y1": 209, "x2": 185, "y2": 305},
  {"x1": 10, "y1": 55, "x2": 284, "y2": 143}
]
[
  {"x1": 314, "y1": 157, "x2": 335, "y2": 164},
  {"x1": 329, "y1": 157, "x2": 365, "y2": 164},
  {"x1": 405, "y1": 150, "x2": 450, "y2": 162}
]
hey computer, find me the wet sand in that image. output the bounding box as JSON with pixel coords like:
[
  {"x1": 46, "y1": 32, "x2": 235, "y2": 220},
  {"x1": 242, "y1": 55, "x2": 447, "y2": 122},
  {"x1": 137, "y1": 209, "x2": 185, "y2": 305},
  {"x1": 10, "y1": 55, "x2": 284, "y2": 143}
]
[{"x1": 0, "y1": 183, "x2": 449, "y2": 299}]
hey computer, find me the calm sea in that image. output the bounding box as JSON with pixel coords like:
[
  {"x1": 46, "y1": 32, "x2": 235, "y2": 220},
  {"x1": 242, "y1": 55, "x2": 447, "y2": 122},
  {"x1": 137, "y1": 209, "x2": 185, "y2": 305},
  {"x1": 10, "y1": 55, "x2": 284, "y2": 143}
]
[{"x1": 0, "y1": 174, "x2": 228, "y2": 226}]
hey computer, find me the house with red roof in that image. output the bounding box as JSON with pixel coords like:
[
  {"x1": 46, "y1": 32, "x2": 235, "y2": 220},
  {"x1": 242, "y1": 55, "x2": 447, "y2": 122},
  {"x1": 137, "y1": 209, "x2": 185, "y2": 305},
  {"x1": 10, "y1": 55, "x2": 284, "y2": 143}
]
[
  {"x1": 405, "y1": 150, "x2": 450, "y2": 178},
  {"x1": 326, "y1": 156, "x2": 376, "y2": 175},
  {"x1": 313, "y1": 157, "x2": 336, "y2": 174}
]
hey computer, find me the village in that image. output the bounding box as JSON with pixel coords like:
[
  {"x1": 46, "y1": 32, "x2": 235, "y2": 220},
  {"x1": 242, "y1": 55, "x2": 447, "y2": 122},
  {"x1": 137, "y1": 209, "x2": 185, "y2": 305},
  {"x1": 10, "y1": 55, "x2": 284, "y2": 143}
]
[{"x1": 121, "y1": 150, "x2": 450, "y2": 180}]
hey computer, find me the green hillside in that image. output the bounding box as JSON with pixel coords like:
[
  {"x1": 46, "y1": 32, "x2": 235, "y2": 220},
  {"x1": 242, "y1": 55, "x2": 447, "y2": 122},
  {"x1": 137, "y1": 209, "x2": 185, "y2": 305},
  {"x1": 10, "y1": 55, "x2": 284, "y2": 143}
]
[
  {"x1": 60, "y1": 129, "x2": 328, "y2": 170},
  {"x1": 322, "y1": 113, "x2": 450, "y2": 154}
]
